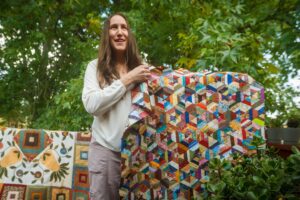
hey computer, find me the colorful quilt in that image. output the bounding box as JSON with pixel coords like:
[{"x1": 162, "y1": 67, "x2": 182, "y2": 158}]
[
  {"x1": 121, "y1": 67, "x2": 265, "y2": 199},
  {"x1": 0, "y1": 128, "x2": 91, "y2": 199},
  {"x1": 0, "y1": 68, "x2": 265, "y2": 199}
]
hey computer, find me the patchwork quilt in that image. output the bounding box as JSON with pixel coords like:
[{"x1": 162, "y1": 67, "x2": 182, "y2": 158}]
[
  {"x1": 0, "y1": 128, "x2": 90, "y2": 199},
  {"x1": 0, "y1": 67, "x2": 265, "y2": 199}
]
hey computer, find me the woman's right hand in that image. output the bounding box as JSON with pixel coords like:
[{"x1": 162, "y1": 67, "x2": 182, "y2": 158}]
[{"x1": 121, "y1": 65, "x2": 151, "y2": 87}]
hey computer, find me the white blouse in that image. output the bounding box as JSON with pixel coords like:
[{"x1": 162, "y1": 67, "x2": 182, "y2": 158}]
[{"x1": 82, "y1": 59, "x2": 132, "y2": 152}]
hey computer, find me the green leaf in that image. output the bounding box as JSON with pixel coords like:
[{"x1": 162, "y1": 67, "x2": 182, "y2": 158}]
[
  {"x1": 4, "y1": 169, "x2": 8, "y2": 177},
  {"x1": 246, "y1": 191, "x2": 258, "y2": 200},
  {"x1": 264, "y1": 63, "x2": 280, "y2": 74},
  {"x1": 215, "y1": 181, "x2": 226, "y2": 192},
  {"x1": 291, "y1": 146, "x2": 300, "y2": 154},
  {"x1": 207, "y1": 183, "x2": 217, "y2": 193},
  {"x1": 222, "y1": 161, "x2": 231, "y2": 170},
  {"x1": 252, "y1": 176, "x2": 263, "y2": 185},
  {"x1": 0, "y1": 170, "x2": 4, "y2": 178}
]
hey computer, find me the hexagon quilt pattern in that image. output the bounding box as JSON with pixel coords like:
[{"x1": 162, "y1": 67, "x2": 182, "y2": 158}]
[{"x1": 120, "y1": 67, "x2": 265, "y2": 199}]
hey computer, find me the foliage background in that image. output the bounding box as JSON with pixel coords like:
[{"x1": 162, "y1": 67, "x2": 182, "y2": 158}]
[{"x1": 0, "y1": 0, "x2": 299, "y2": 130}]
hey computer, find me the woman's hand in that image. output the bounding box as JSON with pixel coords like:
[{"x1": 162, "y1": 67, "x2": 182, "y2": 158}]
[{"x1": 121, "y1": 65, "x2": 150, "y2": 87}]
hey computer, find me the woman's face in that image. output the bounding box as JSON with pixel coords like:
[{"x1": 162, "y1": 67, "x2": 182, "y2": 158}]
[{"x1": 109, "y1": 15, "x2": 128, "y2": 53}]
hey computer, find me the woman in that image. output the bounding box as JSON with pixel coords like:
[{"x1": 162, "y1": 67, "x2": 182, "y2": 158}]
[{"x1": 82, "y1": 13, "x2": 150, "y2": 200}]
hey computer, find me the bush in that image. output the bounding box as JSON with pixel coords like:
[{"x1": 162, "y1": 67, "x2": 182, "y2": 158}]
[
  {"x1": 287, "y1": 113, "x2": 300, "y2": 128},
  {"x1": 200, "y1": 137, "x2": 300, "y2": 200}
]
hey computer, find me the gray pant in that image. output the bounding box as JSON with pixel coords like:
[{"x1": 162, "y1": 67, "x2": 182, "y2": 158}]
[{"x1": 88, "y1": 137, "x2": 121, "y2": 200}]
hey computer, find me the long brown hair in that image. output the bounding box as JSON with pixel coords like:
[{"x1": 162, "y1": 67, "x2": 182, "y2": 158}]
[{"x1": 97, "y1": 13, "x2": 142, "y2": 87}]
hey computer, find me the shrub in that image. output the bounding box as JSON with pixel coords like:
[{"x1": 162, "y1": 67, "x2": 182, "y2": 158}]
[{"x1": 200, "y1": 137, "x2": 300, "y2": 200}]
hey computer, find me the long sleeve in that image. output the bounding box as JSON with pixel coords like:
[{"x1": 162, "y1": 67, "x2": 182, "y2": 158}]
[{"x1": 82, "y1": 59, "x2": 127, "y2": 116}]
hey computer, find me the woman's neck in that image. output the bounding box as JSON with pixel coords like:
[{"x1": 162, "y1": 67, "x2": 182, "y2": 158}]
[
  {"x1": 114, "y1": 52, "x2": 128, "y2": 76},
  {"x1": 114, "y1": 51, "x2": 126, "y2": 64},
  {"x1": 116, "y1": 63, "x2": 128, "y2": 77}
]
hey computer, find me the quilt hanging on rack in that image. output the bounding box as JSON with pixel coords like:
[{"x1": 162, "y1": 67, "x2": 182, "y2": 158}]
[{"x1": 121, "y1": 67, "x2": 265, "y2": 199}]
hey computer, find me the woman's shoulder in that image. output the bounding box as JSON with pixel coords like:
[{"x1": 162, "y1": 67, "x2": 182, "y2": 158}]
[
  {"x1": 88, "y1": 59, "x2": 98, "y2": 68},
  {"x1": 85, "y1": 59, "x2": 99, "y2": 72}
]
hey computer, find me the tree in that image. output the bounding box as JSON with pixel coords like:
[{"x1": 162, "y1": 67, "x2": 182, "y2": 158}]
[
  {"x1": 0, "y1": 0, "x2": 105, "y2": 125},
  {"x1": 32, "y1": 62, "x2": 92, "y2": 131}
]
